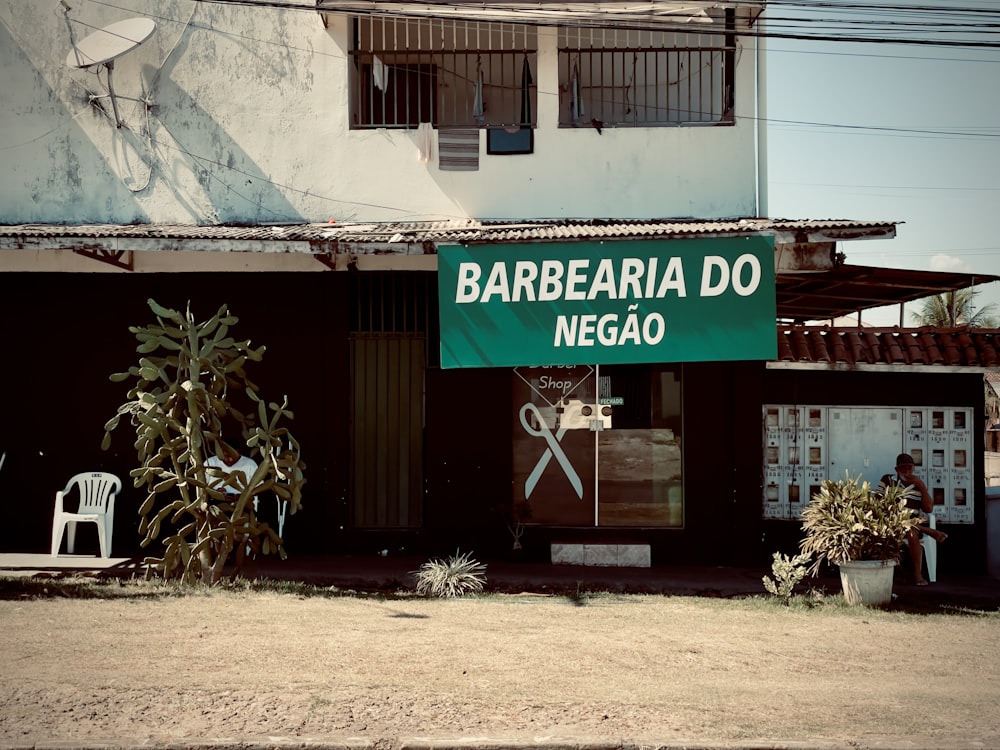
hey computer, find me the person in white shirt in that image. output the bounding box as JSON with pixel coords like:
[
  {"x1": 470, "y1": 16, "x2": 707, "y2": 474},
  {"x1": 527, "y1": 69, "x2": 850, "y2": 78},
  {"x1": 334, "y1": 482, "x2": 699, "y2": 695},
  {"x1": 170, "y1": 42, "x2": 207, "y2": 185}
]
[{"x1": 204, "y1": 443, "x2": 259, "y2": 502}]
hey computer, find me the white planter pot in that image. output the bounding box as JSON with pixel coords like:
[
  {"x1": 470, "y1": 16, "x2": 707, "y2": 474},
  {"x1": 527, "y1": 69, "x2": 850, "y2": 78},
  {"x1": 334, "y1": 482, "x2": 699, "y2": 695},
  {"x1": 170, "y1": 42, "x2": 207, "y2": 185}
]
[{"x1": 838, "y1": 559, "x2": 897, "y2": 606}]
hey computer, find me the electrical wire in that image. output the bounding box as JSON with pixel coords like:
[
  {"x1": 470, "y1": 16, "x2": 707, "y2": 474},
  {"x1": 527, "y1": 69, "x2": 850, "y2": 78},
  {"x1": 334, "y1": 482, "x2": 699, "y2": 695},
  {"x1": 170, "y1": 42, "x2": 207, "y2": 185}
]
[
  {"x1": 89, "y1": 0, "x2": 1000, "y2": 51},
  {"x1": 86, "y1": 0, "x2": 348, "y2": 61},
  {"x1": 145, "y1": 118, "x2": 472, "y2": 221}
]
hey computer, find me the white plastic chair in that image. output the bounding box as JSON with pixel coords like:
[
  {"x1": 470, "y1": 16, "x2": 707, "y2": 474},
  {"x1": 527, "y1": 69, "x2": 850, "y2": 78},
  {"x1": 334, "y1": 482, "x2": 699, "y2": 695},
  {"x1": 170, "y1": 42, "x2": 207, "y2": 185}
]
[
  {"x1": 921, "y1": 513, "x2": 938, "y2": 583},
  {"x1": 252, "y1": 497, "x2": 287, "y2": 539},
  {"x1": 50, "y1": 472, "x2": 121, "y2": 558}
]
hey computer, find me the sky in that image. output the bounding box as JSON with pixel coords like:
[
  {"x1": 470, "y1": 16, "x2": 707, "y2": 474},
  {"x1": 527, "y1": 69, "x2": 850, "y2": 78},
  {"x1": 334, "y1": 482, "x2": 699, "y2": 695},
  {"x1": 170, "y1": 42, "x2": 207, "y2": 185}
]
[{"x1": 762, "y1": 0, "x2": 1000, "y2": 326}]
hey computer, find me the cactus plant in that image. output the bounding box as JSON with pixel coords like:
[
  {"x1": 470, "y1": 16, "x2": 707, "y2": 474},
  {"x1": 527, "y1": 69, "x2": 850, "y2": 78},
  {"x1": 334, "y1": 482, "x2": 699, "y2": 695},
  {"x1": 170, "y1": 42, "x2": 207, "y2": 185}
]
[{"x1": 103, "y1": 299, "x2": 306, "y2": 585}]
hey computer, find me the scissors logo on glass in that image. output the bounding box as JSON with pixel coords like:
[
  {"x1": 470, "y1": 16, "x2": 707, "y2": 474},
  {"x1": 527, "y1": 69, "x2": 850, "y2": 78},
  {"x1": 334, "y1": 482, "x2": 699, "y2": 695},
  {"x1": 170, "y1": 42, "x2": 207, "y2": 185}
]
[{"x1": 519, "y1": 402, "x2": 583, "y2": 499}]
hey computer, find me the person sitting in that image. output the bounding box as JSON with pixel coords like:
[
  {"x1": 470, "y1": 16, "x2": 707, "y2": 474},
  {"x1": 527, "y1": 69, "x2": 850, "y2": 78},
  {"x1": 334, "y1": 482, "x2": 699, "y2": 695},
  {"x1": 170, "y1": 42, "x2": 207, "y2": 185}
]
[
  {"x1": 203, "y1": 442, "x2": 261, "y2": 563},
  {"x1": 204, "y1": 442, "x2": 259, "y2": 502},
  {"x1": 879, "y1": 453, "x2": 948, "y2": 586}
]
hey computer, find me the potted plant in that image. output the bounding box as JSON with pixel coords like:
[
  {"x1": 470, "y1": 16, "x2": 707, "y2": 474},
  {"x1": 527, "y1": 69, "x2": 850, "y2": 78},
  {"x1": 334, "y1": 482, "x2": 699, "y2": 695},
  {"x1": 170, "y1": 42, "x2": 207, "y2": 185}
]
[{"x1": 799, "y1": 473, "x2": 924, "y2": 605}]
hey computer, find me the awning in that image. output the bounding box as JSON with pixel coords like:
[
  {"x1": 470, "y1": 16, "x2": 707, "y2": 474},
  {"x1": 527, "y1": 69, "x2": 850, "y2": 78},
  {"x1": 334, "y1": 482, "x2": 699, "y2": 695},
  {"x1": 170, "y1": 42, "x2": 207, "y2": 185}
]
[
  {"x1": 2, "y1": 220, "x2": 996, "y2": 323},
  {"x1": 777, "y1": 265, "x2": 1000, "y2": 324},
  {"x1": 316, "y1": 1, "x2": 764, "y2": 29}
]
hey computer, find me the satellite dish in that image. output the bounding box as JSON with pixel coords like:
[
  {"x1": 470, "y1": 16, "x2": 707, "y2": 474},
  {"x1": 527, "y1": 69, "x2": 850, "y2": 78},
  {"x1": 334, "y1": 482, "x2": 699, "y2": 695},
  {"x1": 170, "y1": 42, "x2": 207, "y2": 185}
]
[
  {"x1": 66, "y1": 17, "x2": 155, "y2": 69},
  {"x1": 65, "y1": 17, "x2": 156, "y2": 127}
]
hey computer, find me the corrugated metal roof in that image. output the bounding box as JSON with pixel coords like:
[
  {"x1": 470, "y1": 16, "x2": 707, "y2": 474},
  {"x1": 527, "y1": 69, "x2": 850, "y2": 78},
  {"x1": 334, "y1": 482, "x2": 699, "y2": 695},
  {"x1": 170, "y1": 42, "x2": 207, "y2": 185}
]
[
  {"x1": 777, "y1": 265, "x2": 1000, "y2": 323},
  {"x1": 777, "y1": 327, "x2": 1000, "y2": 368},
  {"x1": 7, "y1": 219, "x2": 996, "y2": 322},
  {"x1": 0, "y1": 218, "x2": 896, "y2": 245}
]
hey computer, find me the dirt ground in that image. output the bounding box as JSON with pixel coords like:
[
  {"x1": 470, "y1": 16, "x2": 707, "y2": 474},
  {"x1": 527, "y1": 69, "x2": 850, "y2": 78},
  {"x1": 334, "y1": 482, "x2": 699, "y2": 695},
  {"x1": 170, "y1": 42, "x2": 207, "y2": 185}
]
[{"x1": 1, "y1": 586, "x2": 999, "y2": 747}]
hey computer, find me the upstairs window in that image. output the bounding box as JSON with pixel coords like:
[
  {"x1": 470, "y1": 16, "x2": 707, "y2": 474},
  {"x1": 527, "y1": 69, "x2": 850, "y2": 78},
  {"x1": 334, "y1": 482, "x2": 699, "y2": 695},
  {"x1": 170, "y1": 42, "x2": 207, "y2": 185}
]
[
  {"x1": 557, "y1": 8, "x2": 735, "y2": 128},
  {"x1": 350, "y1": 17, "x2": 537, "y2": 130}
]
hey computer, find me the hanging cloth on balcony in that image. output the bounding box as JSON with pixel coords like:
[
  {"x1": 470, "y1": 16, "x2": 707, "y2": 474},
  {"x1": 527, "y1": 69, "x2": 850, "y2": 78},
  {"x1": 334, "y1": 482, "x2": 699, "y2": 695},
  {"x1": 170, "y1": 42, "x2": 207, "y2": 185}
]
[
  {"x1": 416, "y1": 122, "x2": 434, "y2": 163},
  {"x1": 473, "y1": 57, "x2": 485, "y2": 126},
  {"x1": 372, "y1": 55, "x2": 388, "y2": 93},
  {"x1": 438, "y1": 128, "x2": 479, "y2": 171},
  {"x1": 520, "y1": 54, "x2": 532, "y2": 127},
  {"x1": 571, "y1": 61, "x2": 584, "y2": 123}
]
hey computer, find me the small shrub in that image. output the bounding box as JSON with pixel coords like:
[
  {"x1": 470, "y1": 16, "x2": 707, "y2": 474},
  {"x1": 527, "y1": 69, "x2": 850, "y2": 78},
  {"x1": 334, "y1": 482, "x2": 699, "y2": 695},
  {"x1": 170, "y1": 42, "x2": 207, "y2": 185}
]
[
  {"x1": 762, "y1": 551, "x2": 812, "y2": 605},
  {"x1": 413, "y1": 550, "x2": 487, "y2": 598}
]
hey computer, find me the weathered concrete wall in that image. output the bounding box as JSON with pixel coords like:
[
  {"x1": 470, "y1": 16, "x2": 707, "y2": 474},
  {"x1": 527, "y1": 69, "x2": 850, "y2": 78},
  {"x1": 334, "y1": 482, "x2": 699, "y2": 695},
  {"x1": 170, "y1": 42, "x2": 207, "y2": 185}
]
[{"x1": 0, "y1": 1, "x2": 759, "y2": 224}]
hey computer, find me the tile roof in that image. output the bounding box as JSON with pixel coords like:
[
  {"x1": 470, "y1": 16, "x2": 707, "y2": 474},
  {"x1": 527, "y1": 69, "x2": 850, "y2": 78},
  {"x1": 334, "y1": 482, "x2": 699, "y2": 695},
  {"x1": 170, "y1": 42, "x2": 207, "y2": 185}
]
[{"x1": 777, "y1": 327, "x2": 1000, "y2": 368}]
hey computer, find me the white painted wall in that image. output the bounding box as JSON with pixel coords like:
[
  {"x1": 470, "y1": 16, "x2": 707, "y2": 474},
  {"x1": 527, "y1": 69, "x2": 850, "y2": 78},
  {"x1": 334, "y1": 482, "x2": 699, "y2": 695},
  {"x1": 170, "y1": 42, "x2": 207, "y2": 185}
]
[{"x1": 0, "y1": 1, "x2": 760, "y2": 225}]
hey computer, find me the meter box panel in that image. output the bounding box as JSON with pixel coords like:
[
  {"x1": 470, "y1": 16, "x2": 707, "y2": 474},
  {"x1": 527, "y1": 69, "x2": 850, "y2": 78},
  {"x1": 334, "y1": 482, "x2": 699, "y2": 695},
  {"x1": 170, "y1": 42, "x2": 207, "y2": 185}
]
[
  {"x1": 762, "y1": 403, "x2": 975, "y2": 526},
  {"x1": 928, "y1": 409, "x2": 949, "y2": 449},
  {"x1": 805, "y1": 441, "x2": 824, "y2": 468},
  {"x1": 927, "y1": 480, "x2": 949, "y2": 523},
  {"x1": 949, "y1": 408, "x2": 972, "y2": 449},
  {"x1": 943, "y1": 408, "x2": 974, "y2": 525},
  {"x1": 951, "y1": 463, "x2": 972, "y2": 484},
  {"x1": 805, "y1": 407, "x2": 826, "y2": 430},
  {"x1": 764, "y1": 411, "x2": 782, "y2": 459},
  {"x1": 762, "y1": 421, "x2": 786, "y2": 519},
  {"x1": 904, "y1": 409, "x2": 929, "y2": 484},
  {"x1": 806, "y1": 481, "x2": 823, "y2": 507},
  {"x1": 783, "y1": 472, "x2": 806, "y2": 520},
  {"x1": 905, "y1": 445, "x2": 927, "y2": 472},
  {"x1": 764, "y1": 406, "x2": 782, "y2": 432},
  {"x1": 804, "y1": 429, "x2": 826, "y2": 465},
  {"x1": 786, "y1": 442, "x2": 803, "y2": 468},
  {"x1": 763, "y1": 475, "x2": 787, "y2": 519},
  {"x1": 804, "y1": 407, "x2": 827, "y2": 445},
  {"x1": 952, "y1": 445, "x2": 969, "y2": 472},
  {"x1": 762, "y1": 404, "x2": 831, "y2": 521},
  {"x1": 782, "y1": 406, "x2": 805, "y2": 435},
  {"x1": 906, "y1": 408, "x2": 928, "y2": 445},
  {"x1": 950, "y1": 408, "x2": 970, "y2": 435},
  {"x1": 951, "y1": 471, "x2": 973, "y2": 524},
  {"x1": 765, "y1": 440, "x2": 781, "y2": 467},
  {"x1": 805, "y1": 465, "x2": 826, "y2": 487},
  {"x1": 927, "y1": 464, "x2": 948, "y2": 490}
]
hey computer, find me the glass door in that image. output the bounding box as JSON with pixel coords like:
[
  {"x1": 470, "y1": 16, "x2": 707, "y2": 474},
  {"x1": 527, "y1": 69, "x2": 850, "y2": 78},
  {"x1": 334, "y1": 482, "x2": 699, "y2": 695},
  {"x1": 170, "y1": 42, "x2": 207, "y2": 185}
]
[
  {"x1": 596, "y1": 365, "x2": 683, "y2": 526},
  {"x1": 512, "y1": 365, "x2": 597, "y2": 525},
  {"x1": 512, "y1": 364, "x2": 683, "y2": 527}
]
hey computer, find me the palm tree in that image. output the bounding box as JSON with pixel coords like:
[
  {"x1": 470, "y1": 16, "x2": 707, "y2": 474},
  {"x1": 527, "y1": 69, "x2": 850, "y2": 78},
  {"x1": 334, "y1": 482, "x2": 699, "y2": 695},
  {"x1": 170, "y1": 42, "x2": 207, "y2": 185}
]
[{"x1": 910, "y1": 288, "x2": 998, "y2": 328}]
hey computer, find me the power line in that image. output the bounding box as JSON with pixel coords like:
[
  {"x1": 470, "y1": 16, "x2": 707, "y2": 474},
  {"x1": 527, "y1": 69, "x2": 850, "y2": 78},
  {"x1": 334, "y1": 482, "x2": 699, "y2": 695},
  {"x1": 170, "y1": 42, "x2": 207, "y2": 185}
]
[
  {"x1": 774, "y1": 181, "x2": 1000, "y2": 192},
  {"x1": 145, "y1": 120, "x2": 470, "y2": 221},
  {"x1": 86, "y1": 0, "x2": 1000, "y2": 54},
  {"x1": 763, "y1": 116, "x2": 1000, "y2": 139},
  {"x1": 766, "y1": 45, "x2": 1000, "y2": 64},
  {"x1": 72, "y1": 1, "x2": 1000, "y2": 144},
  {"x1": 183, "y1": 0, "x2": 1000, "y2": 49}
]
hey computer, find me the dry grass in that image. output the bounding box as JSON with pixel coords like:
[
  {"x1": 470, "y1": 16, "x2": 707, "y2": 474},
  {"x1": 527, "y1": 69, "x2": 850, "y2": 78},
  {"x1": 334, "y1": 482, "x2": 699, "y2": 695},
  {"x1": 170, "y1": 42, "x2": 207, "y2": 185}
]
[{"x1": 1, "y1": 577, "x2": 998, "y2": 746}]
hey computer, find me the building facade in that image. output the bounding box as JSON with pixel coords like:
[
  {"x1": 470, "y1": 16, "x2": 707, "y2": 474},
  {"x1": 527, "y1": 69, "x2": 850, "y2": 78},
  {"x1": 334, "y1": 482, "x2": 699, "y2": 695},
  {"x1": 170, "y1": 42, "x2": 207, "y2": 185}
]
[{"x1": 2, "y1": 1, "x2": 997, "y2": 574}]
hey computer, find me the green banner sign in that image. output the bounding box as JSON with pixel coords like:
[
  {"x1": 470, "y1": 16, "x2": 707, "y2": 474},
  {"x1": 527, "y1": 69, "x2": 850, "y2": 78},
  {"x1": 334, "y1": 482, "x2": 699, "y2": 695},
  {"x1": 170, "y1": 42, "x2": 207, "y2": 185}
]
[{"x1": 438, "y1": 237, "x2": 777, "y2": 368}]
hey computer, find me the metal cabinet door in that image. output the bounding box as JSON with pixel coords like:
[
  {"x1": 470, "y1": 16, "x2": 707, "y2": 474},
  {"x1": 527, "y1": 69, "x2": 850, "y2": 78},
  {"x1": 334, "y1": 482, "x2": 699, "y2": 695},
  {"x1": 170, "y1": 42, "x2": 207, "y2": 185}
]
[{"x1": 828, "y1": 407, "x2": 903, "y2": 486}]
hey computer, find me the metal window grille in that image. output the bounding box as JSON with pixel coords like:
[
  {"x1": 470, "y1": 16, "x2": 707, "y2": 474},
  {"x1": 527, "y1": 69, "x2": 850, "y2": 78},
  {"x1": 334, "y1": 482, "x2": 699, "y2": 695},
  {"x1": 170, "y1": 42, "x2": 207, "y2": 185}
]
[
  {"x1": 557, "y1": 11, "x2": 735, "y2": 127},
  {"x1": 350, "y1": 16, "x2": 537, "y2": 129},
  {"x1": 349, "y1": 271, "x2": 440, "y2": 367}
]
